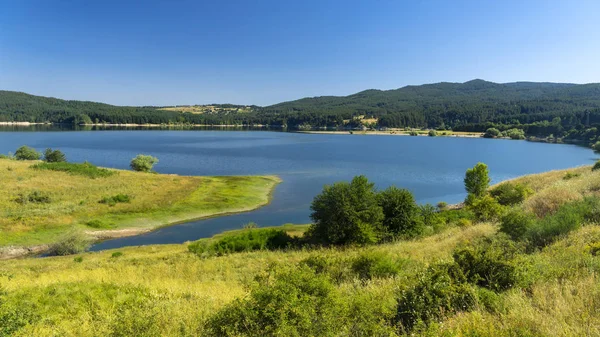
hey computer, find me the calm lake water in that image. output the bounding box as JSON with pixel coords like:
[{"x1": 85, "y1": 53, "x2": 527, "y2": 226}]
[{"x1": 0, "y1": 129, "x2": 597, "y2": 251}]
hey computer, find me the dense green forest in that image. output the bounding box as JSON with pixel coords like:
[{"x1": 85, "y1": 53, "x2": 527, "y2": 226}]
[{"x1": 2, "y1": 79, "x2": 600, "y2": 142}]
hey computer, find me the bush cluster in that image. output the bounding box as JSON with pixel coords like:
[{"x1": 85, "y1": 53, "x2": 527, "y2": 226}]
[
  {"x1": 14, "y1": 146, "x2": 41, "y2": 160},
  {"x1": 188, "y1": 228, "x2": 296, "y2": 257},
  {"x1": 130, "y1": 154, "x2": 159, "y2": 172},
  {"x1": 99, "y1": 194, "x2": 131, "y2": 206},
  {"x1": 490, "y1": 182, "x2": 532, "y2": 206},
  {"x1": 43, "y1": 148, "x2": 67, "y2": 163},
  {"x1": 14, "y1": 190, "x2": 52, "y2": 204},
  {"x1": 47, "y1": 231, "x2": 91, "y2": 256}
]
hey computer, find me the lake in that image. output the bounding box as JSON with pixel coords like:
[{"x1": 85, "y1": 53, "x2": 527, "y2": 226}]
[{"x1": 0, "y1": 129, "x2": 597, "y2": 250}]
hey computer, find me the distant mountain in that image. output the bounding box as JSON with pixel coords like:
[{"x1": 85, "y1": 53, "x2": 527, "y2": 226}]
[{"x1": 1, "y1": 80, "x2": 600, "y2": 130}]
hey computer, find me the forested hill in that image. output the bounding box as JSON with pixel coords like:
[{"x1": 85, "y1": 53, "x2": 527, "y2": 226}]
[
  {"x1": 263, "y1": 79, "x2": 600, "y2": 129},
  {"x1": 2, "y1": 80, "x2": 600, "y2": 137}
]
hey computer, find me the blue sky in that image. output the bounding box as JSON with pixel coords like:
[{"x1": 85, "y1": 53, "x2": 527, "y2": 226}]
[{"x1": 1, "y1": 0, "x2": 599, "y2": 106}]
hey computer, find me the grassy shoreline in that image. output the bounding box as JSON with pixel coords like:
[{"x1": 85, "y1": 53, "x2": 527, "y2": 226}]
[{"x1": 0, "y1": 159, "x2": 281, "y2": 258}]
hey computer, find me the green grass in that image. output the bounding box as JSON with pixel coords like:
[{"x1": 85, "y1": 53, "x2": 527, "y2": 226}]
[
  {"x1": 1, "y1": 166, "x2": 600, "y2": 335},
  {"x1": 0, "y1": 159, "x2": 280, "y2": 247},
  {"x1": 31, "y1": 161, "x2": 116, "y2": 178}
]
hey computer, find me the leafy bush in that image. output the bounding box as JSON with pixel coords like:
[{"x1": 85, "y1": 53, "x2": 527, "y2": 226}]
[
  {"x1": 14, "y1": 190, "x2": 52, "y2": 204},
  {"x1": 31, "y1": 161, "x2": 115, "y2": 178},
  {"x1": 452, "y1": 236, "x2": 522, "y2": 291},
  {"x1": 593, "y1": 141, "x2": 600, "y2": 152},
  {"x1": 490, "y1": 183, "x2": 533, "y2": 206},
  {"x1": 0, "y1": 153, "x2": 13, "y2": 160},
  {"x1": 99, "y1": 194, "x2": 131, "y2": 206},
  {"x1": 428, "y1": 130, "x2": 437, "y2": 137},
  {"x1": 299, "y1": 255, "x2": 353, "y2": 284},
  {"x1": 47, "y1": 231, "x2": 91, "y2": 256},
  {"x1": 436, "y1": 201, "x2": 448, "y2": 210},
  {"x1": 307, "y1": 175, "x2": 384, "y2": 245},
  {"x1": 396, "y1": 263, "x2": 477, "y2": 332},
  {"x1": 43, "y1": 148, "x2": 67, "y2": 163},
  {"x1": 188, "y1": 228, "x2": 296, "y2": 257},
  {"x1": 500, "y1": 209, "x2": 535, "y2": 240},
  {"x1": 204, "y1": 265, "x2": 344, "y2": 336},
  {"x1": 419, "y1": 204, "x2": 445, "y2": 233},
  {"x1": 0, "y1": 296, "x2": 39, "y2": 336},
  {"x1": 483, "y1": 128, "x2": 501, "y2": 138},
  {"x1": 350, "y1": 251, "x2": 401, "y2": 280},
  {"x1": 111, "y1": 251, "x2": 123, "y2": 258},
  {"x1": 409, "y1": 130, "x2": 419, "y2": 136},
  {"x1": 467, "y1": 195, "x2": 503, "y2": 222},
  {"x1": 593, "y1": 160, "x2": 600, "y2": 171},
  {"x1": 377, "y1": 186, "x2": 423, "y2": 239},
  {"x1": 73, "y1": 256, "x2": 83, "y2": 263},
  {"x1": 14, "y1": 146, "x2": 41, "y2": 160},
  {"x1": 130, "y1": 154, "x2": 159, "y2": 172},
  {"x1": 525, "y1": 198, "x2": 600, "y2": 249},
  {"x1": 464, "y1": 162, "x2": 490, "y2": 198}
]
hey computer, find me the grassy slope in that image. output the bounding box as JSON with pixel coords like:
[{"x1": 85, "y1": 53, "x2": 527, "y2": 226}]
[
  {"x1": 1, "y1": 166, "x2": 600, "y2": 335},
  {"x1": 0, "y1": 159, "x2": 280, "y2": 246}
]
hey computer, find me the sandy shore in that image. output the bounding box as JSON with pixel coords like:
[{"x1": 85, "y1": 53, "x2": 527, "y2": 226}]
[{"x1": 299, "y1": 130, "x2": 484, "y2": 138}]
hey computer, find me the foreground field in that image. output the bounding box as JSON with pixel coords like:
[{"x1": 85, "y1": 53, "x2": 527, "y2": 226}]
[
  {"x1": 0, "y1": 159, "x2": 280, "y2": 248},
  {"x1": 1, "y1": 165, "x2": 600, "y2": 336}
]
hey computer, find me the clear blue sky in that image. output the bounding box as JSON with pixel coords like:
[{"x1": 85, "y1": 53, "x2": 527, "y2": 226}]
[{"x1": 1, "y1": 0, "x2": 599, "y2": 106}]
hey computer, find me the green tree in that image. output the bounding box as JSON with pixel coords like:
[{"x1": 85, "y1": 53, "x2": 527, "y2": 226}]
[
  {"x1": 464, "y1": 163, "x2": 491, "y2": 198},
  {"x1": 14, "y1": 146, "x2": 41, "y2": 160},
  {"x1": 308, "y1": 175, "x2": 384, "y2": 245},
  {"x1": 43, "y1": 148, "x2": 67, "y2": 163},
  {"x1": 130, "y1": 154, "x2": 159, "y2": 172},
  {"x1": 593, "y1": 141, "x2": 600, "y2": 152},
  {"x1": 484, "y1": 128, "x2": 501, "y2": 138},
  {"x1": 377, "y1": 186, "x2": 423, "y2": 238}
]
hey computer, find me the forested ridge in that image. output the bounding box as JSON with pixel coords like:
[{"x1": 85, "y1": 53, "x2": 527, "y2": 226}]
[{"x1": 2, "y1": 79, "x2": 600, "y2": 141}]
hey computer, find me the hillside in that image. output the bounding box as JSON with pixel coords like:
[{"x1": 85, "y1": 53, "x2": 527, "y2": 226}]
[
  {"x1": 2, "y1": 80, "x2": 600, "y2": 136},
  {"x1": 1, "y1": 165, "x2": 600, "y2": 335}
]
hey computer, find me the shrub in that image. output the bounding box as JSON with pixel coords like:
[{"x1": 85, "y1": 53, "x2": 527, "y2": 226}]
[
  {"x1": 453, "y1": 236, "x2": 522, "y2": 291},
  {"x1": 483, "y1": 128, "x2": 501, "y2": 138},
  {"x1": 351, "y1": 251, "x2": 401, "y2": 280},
  {"x1": 307, "y1": 176, "x2": 384, "y2": 245},
  {"x1": 31, "y1": 161, "x2": 115, "y2": 178},
  {"x1": 467, "y1": 195, "x2": 503, "y2": 222},
  {"x1": 299, "y1": 255, "x2": 352, "y2": 284},
  {"x1": 490, "y1": 183, "x2": 533, "y2": 206},
  {"x1": 377, "y1": 186, "x2": 423, "y2": 239},
  {"x1": 0, "y1": 153, "x2": 13, "y2": 160},
  {"x1": 409, "y1": 130, "x2": 419, "y2": 136},
  {"x1": 99, "y1": 194, "x2": 131, "y2": 206},
  {"x1": 47, "y1": 231, "x2": 91, "y2": 256},
  {"x1": 243, "y1": 222, "x2": 258, "y2": 229},
  {"x1": 43, "y1": 148, "x2": 67, "y2": 163},
  {"x1": 563, "y1": 172, "x2": 581, "y2": 180},
  {"x1": 14, "y1": 146, "x2": 41, "y2": 160},
  {"x1": 0, "y1": 298, "x2": 39, "y2": 336},
  {"x1": 456, "y1": 218, "x2": 472, "y2": 227},
  {"x1": 111, "y1": 251, "x2": 123, "y2": 258},
  {"x1": 428, "y1": 130, "x2": 437, "y2": 137},
  {"x1": 593, "y1": 141, "x2": 600, "y2": 152},
  {"x1": 73, "y1": 256, "x2": 83, "y2": 263},
  {"x1": 436, "y1": 201, "x2": 448, "y2": 210},
  {"x1": 419, "y1": 203, "x2": 445, "y2": 232},
  {"x1": 464, "y1": 163, "x2": 490, "y2": 198},
  {"x1": 500, "y1": 209, "x2": 535, "y2": 240},
  {"x1": 525, "y1": 198, "x2": 600, "y2": 249},
  {"x1": 593, "y1": 160, "x2": 600, "y2": 171},
  {"x1": 525, "y1": 186, "x2": 582, "y2": 218},
  {"x1": 130, "y1": 154, "x2": 159, "y2": 172},
  {"x1": 188, "y1": 228, "x2": 295, "y2": 257},
  {"x1": 14, "y1": 190, "x2": 52, "y2": 204},
  {"x1": 396, "y1": 263, "x2": 477, "y2": 332},
  {"x1": 204, "y1": 265, "x2": 344, "y2": 336}
]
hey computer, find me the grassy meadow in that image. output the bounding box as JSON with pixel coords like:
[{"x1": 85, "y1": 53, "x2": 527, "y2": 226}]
[
  {"x1": 1, "y1": 165, "x2": 600, "y2": 335},
  {"x1": 0, "y1": 158, "x2": 280, "y2": 248}
]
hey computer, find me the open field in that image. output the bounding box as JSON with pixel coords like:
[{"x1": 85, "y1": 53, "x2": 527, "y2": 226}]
[
  {"x1": 0, "y1": 158, "x2": 280, "y2": 249},
  {"x1": 1, "y1": 165, "x2": 600, "y2": 335}
]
